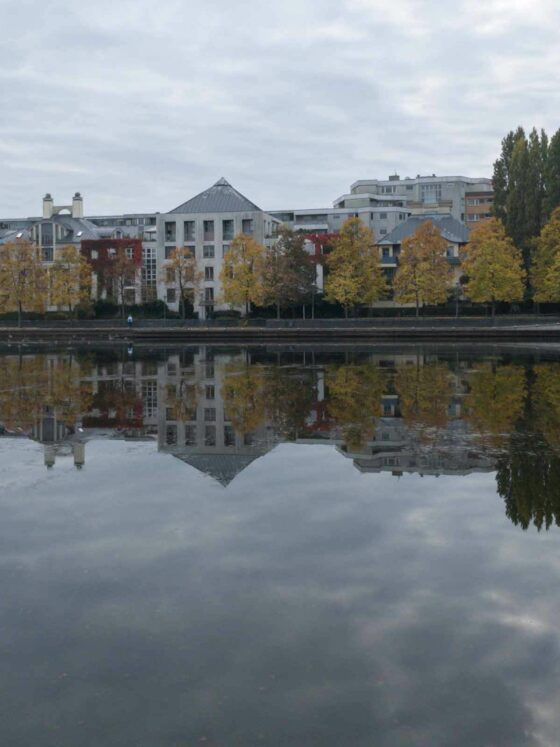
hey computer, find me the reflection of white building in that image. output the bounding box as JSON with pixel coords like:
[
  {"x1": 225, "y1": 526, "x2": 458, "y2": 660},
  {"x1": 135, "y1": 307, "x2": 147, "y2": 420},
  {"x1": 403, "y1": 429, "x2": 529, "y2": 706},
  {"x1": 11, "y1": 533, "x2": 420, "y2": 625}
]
[{"x1": 157, "y1": 347, "x2": 278, "y2": 485}]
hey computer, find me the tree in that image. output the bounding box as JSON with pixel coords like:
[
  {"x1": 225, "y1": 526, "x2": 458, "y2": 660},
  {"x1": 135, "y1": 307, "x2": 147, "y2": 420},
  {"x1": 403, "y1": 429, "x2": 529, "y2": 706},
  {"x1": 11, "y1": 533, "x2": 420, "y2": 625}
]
[
  {"x1": 220, "y1": 234, "x2": 264, "y2": 316},
  {"x1": 532, "y1": 207, "x2": 560, "y2": 302},
  {"x1": 105, "y1": 247, "x2": 138, "y2": 318},
  {"x1": 324, "y1": 217, "x2": 387, "y2": 317},
  {"x1": 393, "y1": 220, "x2": 453, "y2": 316},
  {"x1": 221, "y1": 360, "x2": 267, "y2": 434},
  {"x1": 545, "y1": 128, "x2": 560, "y2": 218},
  {"x1": 261, "y1": 228, "x2": 315, "y2": 318},
  {"x1": 163, "y1": 247, "x2": 202, "y2": 319},
  {"x1": 462, "y1": 218, "x2": 526, "y2": 316},
  {"x1": 0, "y1": 239, "x2": 47, "y2": 326},
  {"x1": 50, "y1": 245, "x2": 92, "y2": 315},
  {"x1": 492, "y1": 126, "x2": 548, "y2": 268}
]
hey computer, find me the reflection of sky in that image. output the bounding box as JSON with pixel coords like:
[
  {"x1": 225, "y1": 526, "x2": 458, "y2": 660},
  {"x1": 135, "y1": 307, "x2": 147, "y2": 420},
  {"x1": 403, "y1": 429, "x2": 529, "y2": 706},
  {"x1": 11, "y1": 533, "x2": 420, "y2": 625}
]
[{"x1": 1, "y1": 439, "x2": 560, "y2": 746}]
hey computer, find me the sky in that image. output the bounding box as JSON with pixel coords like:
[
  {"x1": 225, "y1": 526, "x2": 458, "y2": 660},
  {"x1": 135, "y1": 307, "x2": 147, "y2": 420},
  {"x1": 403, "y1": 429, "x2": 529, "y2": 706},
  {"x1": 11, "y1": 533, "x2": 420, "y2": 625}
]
[{"x1": 1, "y1": 0, "x2": 560, "y2": 217}]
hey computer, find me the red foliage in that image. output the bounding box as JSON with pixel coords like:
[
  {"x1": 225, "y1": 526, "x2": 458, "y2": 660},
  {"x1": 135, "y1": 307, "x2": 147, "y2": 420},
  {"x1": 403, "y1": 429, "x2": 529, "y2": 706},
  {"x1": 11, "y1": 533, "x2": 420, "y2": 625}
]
[{"x1": 81, "y1": 238, "x2": 143, "y2": 269}]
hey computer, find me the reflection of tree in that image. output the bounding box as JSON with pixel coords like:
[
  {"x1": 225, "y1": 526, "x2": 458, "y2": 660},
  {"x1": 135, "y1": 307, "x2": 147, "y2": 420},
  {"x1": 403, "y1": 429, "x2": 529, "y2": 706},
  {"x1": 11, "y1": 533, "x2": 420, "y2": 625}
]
[
  {"x1": 532, "y1": 364, "x2": 560, "y2": 451},
  {"x1": 0, "y1": 355, "x2": 92, "y2": 431},
  {"x1": 395, "y1": 362, "x2": 452, "y2": 435},
  {"x1": 165, "y1": 378, "x2": 199, "y2": 422},
  {"x1": 326, "y1": 364, "x2": 385, "y2": 450},
  {"x1": 464, "y1": 364, "x2": 526, "y2": 446},
  {"x1": 221, "y1": 362, "x2": 267, "y2": 435},
  {"x1": 497, "y1": 438, "x2": 560, "y2": 531},
  {"x1": 91, "y1": 379, "x2": 140, "y2": 427},
  {"x1": 263, "y1": 367, "x2": 316, "y2": 440}
]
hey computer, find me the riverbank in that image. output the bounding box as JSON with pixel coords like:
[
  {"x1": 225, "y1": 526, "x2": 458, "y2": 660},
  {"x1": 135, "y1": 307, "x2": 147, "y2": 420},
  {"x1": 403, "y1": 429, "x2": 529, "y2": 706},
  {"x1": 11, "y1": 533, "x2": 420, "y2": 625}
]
[{"x1": 1, "y1": 318, "x2": 560, "y2": 343}]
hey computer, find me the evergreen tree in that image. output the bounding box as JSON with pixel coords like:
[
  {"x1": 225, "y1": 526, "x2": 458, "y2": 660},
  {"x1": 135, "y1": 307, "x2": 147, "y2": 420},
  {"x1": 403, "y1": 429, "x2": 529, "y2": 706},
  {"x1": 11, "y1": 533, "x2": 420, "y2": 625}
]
[
  {"x1": 545, "y1": 128, "x2": 560, "y2": 218},
  {"x1": 492, "y1": 127, "x2": 524, "y2": 223}
]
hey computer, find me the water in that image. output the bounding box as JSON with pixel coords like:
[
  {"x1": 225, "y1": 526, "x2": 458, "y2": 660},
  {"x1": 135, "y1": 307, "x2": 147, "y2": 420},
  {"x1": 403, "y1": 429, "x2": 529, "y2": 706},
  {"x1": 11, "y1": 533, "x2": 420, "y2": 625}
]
[{"x1": 1, "y1": 343, "x2": 560, "y2": 746}]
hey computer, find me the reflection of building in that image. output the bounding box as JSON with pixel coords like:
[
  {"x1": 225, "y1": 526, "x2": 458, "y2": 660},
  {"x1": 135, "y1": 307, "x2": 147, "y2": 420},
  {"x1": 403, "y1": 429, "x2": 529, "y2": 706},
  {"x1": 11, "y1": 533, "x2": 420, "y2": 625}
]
[{"x1": 157, "y1": 347, "x2": 278, "y2": 485}]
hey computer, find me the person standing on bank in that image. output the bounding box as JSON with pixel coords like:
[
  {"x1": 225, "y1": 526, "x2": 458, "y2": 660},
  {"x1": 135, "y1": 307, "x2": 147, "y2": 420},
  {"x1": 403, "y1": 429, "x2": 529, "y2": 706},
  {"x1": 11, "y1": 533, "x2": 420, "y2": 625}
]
[{"x1": 127, "y1": 314, "x2": 133, "y2": 328}]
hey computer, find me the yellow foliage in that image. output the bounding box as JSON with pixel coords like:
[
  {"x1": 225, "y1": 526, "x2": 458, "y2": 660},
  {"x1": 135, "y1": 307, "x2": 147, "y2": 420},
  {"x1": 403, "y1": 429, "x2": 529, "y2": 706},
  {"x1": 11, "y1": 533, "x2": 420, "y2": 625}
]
[
  {"x1": 393, "y1": 220, "x2": 453, "y2": 312},
  {"x1": 532, "y1": 208, "x2": 560, "y2": 302},
  {"x1": 50, "y1": 245, "x2": 92, "y2": 313},
  {"x1": 325, "y1": 218, "x2": 387, "y2": 315},
  {"x1": 462, "y1": 218, "x2": 526, "y2": 309},
  {"x1": 220, "y1": 234, "x2": 264, "y2": 314},
  {"x1": 0, "y1": 239, "x2": 47, "y2": 323}
]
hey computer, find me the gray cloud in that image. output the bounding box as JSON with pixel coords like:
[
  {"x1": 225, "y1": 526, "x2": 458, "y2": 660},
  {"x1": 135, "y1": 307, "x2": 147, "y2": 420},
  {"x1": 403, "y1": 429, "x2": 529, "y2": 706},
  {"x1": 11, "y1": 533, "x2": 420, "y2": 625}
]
[{"x1": 1, "y1": 0, "x2": 560, "y2": 217}]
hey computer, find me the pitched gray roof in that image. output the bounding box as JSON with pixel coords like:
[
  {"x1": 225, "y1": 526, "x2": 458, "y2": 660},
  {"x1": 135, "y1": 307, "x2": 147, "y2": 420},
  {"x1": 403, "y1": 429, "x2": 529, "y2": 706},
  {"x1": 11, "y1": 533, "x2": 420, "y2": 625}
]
[
  {"x1": 377, "y1": 213, "x2": 470, "y2": 245},
  {"x1": 168, "y1": 178, "x2": 261, "y2": 214},
  {"x1": 172, "y1": 452, "x2": 263, "y2": 486}
]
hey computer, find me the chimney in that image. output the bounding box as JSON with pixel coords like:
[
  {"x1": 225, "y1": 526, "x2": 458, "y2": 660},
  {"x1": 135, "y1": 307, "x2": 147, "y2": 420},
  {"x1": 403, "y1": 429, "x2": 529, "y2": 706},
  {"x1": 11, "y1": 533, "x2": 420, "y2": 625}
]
[
  {"x1": 72, "y1": 192, "x2": 83, "y2": 218},
  {"x1": 44, "y1": 444, "x2": 56, "y2": 469},
  {"x1": 43, "y1": 193, "x2": 54, "y2": 219}
]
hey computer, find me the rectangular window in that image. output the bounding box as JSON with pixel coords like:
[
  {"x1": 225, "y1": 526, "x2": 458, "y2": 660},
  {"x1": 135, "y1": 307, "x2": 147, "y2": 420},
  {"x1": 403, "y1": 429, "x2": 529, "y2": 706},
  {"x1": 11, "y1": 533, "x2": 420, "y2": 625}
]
[
  {"x1": 203, "y1": 245, "x2": 215, "y2": 258},
  {"x1": 41, "y1": 222, "x2": 53, "y2": 246},
  {"x1": 185, "y1": 425, "x2": 196, "y2": 446},
  {"x1": 205, "y1": 384, "x2": 215, "y2": 400},
  {"x1": 204, "y1": 425, "x2": 216, "y2": 446},
  {"x1": 222, "y1": 219, "x2": 234, "y2": 240},
  {"x1": 380, "y1": 229, "x2": 387, "y2": 235},
  {"x1": 167, "y1": 288, "x2": 177, "y2": 303},
  {"x1": 224, "y1": 425, "x2": 235, "y2": 446},
  {"x1": 205, "y1": 362, "x2": 214, "y2": 378},
  {"x1": 204, "y1": 407, "x2": 216, "y2": 422},
  {"x1": 382, "y1": 247, "x2": 390, "y2": 257},
  {"x1": 165, "y1": 222, "x2": 176, "y2": 242},
  {"x1": 42, "y1": 247, "x2": 53, "y2": 262},
  {"x1": 203, "y1": 220, "x2": 214, "y2": 241},
  {"x1": 204, "y1": 287, "x2": 214, "y2": 302},
  {"x1": 242, "y1": 218, "x2": 254, "y2": 235},
  {"x1": 166, "y1": 425, "x2": 177, "y2": 445},
  {"x1": 205, "y1": 266, "x2": 214, "y2": 281},
  {"x1": 222, "y1": 244, "x2": 230, "y2": 257},
  {"x1": 380, "y1": 212, "x2": 387, "y2": 220},
  {"x1": 184, "y1": 220, "x2": 195, "y2": 241},
  {"x1": 165, "y1": 246, "x2": 175, "y2": 259}
]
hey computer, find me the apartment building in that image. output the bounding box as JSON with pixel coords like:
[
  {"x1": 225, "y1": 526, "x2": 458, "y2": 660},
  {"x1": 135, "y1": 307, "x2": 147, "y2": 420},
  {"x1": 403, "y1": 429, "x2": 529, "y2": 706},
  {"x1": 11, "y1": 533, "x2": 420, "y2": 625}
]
[
  {"x1": 157, "y1": 178, "x2": 280, "y2": 318},
  {"x1": 346, "y1": 174, "x2": 493, "y2": 224}
]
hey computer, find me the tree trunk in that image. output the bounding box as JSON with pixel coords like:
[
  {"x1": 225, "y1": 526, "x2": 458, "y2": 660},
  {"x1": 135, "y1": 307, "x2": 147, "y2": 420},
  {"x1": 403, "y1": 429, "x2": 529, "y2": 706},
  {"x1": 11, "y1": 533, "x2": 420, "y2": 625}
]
[
  {"x1": 415, "y1": 298, "x2": 419, "y2": 318},
  {"x1": 491, "y1": 300, "x2": 496, "y2": 321},
  {"x1": 344, "y1": 306, "x2": 349, "y2": 319},
  {"x1": 276, "y1": 302, "x2": 280, "y2": 320},
  {"x1": 17, "y1": 301, "x2": 22, "y2": 328}
]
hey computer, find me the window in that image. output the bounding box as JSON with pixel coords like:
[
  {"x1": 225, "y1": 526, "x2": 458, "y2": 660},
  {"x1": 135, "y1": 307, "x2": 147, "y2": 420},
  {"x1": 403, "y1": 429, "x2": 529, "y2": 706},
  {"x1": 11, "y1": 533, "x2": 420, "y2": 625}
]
[
  {"x1": 167, "y1": 362, "x2": 177, "y2": 376},
  {"x1": 166, "y1": 267, "x2": 175, "y2": 283},
  {"x1": 205, "y1": 266, "x2": 214, "y2": 281},
  {"x1": 224, "y1": 425, "x2": 235, "y2": 446},
  {"x1": 446, "y1": 246, "x2": 455, "y2": 257},
  {"x1": 126, "y1": 247, "x2": 133, "y2": 259},
  {"x1": 222, "y1": 244, "x2": 230, "y2": 257},
  {"x1": 42, "y1": 247, "x2": 53, "y2": 262},
  {"x1": 41, "y1": 222, "x2": 53, "y2": 247},
  {"x1": 203, "y1": 245, "x2": 215, "y2": 258},
  {"x1": 242, "y1": 218, "x2": 254, "y2": 235},
  {"x1": 222, "y1": 219, "x2": 234, "y2": 240},
  {"x1": 204, "y1": 287, "x2": 214, "y2": 302},
  {"x1": 421, "y1": 183, "x2": 442, "y2": 204},
  {"x1": 204, "y1": 407, "x2": 216, "y2": 422},
  {"x1": 167, "y1": 288, "x2": 177, "y2": 303},
  {"x1": 380, "y1": 212, "x2": 387, "y2": 220},
  {"x1": 204, "y1": 425, "x2": 216, "y2": 446},
  {"x1": 380, "y1": 229, "x2": 387, "y2": 235},
  {"x1": 205, "y1": 384, "x2": 215, "y2": 400},
  {"x1": 185, "y1": 425, "x2": 196, "y2": 446},
  {"x1": 165, "y1": 246, "x2": 175, "y2": 259},
  {"x1": 205, "y1": 362, "x2": 214, "y2": 378},
  {"x1": 165, "y1": 222, "x2": 176, "y2": 242},
  {"x1": 203, "y1": 220, "x2": 214, "y2": 241},
  {"x1": 382, "y1": 247, "x2": 390, "y2": 257},
  {"x1": 184, "y1": 220, "x2": 195, "y2": 241},
  {"x1": 166, "y1": 426, "x2": 177, "y2": 445},
  {"x1": 406, "y1": 185, "x2": 414, "y2": 190},
  {"x1": 399, "y1": 213, "x2": 407, "y2": 220}
]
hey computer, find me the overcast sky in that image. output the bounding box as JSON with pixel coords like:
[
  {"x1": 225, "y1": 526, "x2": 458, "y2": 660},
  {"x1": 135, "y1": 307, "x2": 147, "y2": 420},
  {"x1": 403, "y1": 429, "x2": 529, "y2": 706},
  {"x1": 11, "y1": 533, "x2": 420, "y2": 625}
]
[{"x1": 1, "y1": 0, "x2": 559, "y2": 217}]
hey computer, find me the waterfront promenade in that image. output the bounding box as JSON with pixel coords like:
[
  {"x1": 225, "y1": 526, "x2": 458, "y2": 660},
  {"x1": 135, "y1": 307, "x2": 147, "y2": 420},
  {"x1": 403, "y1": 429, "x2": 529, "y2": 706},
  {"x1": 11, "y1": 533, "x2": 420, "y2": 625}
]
[{"x1": 1, "y1": 317, "x2": 560, "y2": 343}]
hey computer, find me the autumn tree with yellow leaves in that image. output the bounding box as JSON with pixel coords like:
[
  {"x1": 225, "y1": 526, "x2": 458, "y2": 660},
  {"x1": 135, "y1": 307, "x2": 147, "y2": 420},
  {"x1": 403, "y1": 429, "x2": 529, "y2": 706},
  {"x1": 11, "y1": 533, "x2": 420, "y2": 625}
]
[
  {"x1": 221, "y1": 360, "x2": 267, "y2": 434},
  {"x1": 105, "y1": 247, "x2": 138, "y2": 318},
  {"x1": 163, "y1": 247, "x2": 202, "y2": 319},
  {"x1": 532, "y1": 207, "x2": 560, "y2": 303},
  {"x1": 324, "y1": 218, "x2": 387, "y2": 317},
  {"x1": 393, "y1": 220, "x2": 453, "y2": 316},
  {"x1": 50, "y1": 245, "x2": 92, "y2": 315},
  {"x1": 462, "y1": 218, "x2": 526, "y2": 317},
  {"x1": 220, "y1": 234, "x2": 264, "y2": 316},
  {"x1": 394, "y1": 361, "x2": 453, "y2": 435},
  {"x1": 0, "y1": 239, "x2": 47, "y2": 326}
]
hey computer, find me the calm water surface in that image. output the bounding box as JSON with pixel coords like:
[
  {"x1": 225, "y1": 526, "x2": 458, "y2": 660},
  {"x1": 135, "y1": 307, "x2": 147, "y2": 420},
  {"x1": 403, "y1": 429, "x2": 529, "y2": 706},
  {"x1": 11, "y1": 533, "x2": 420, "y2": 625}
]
[{"x1": 1, "y1": 344, "x2": 560, "y2": 746}]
